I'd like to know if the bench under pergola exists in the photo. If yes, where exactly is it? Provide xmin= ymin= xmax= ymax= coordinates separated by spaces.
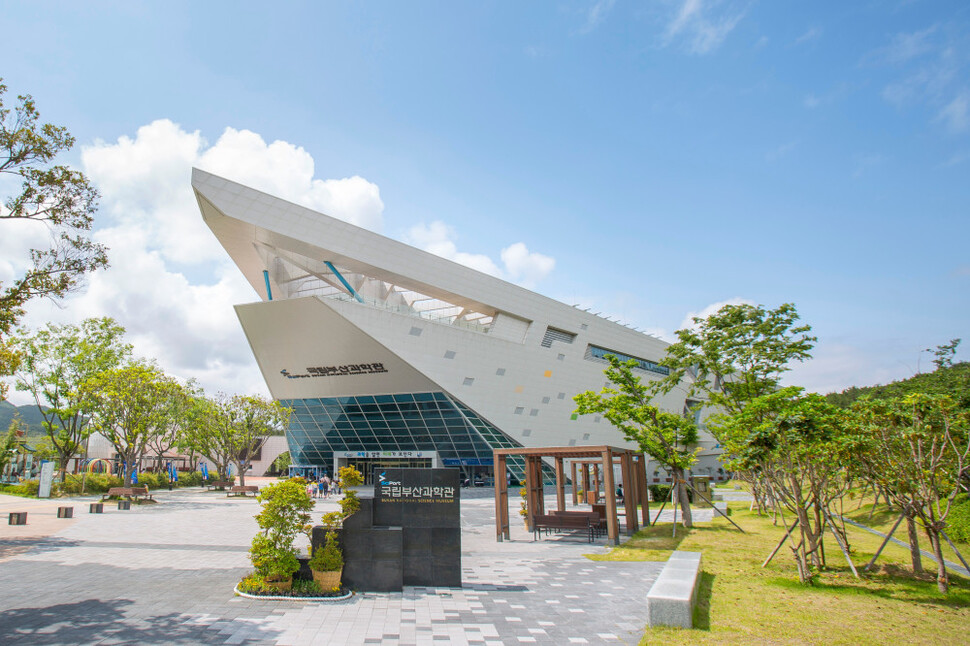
xmin=493 ymin=446 xmax=649 ymax=545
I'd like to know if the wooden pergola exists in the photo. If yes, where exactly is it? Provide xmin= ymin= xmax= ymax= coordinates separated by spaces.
xmin=493 ymin=446 xmax=649 ymax=545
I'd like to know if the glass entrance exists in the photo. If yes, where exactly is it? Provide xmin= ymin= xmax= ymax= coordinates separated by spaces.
xmin=346 ymin=458 xmax=433 ymax=485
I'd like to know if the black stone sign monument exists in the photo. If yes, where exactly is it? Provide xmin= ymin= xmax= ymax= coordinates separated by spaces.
xmin=313 ymin=467 xmax=461 ymax=592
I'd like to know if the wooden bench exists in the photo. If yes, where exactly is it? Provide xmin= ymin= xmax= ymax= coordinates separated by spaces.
xmin=102 ymin=487 xmax=153 ymax=502
xmin=646 ymin=551 xmax=703 ymax=629
xmin=206 ymin=481 xmax=233 ymax=491
xmin=551 ymin=510 xmax=607 ymax=537
xmin=532 ymin=513 xmax=595 ymax=542
xmin=227 ymin=485 xmax=259 ymax=497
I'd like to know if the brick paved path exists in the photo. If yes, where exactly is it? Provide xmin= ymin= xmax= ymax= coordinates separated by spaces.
xmin=0 ymin=488 xmax=663 ymax=645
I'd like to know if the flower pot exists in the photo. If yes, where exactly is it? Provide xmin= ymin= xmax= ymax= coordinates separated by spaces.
xmin=312 ymin=569 xmax=342 ymax=591
xmin=263 ymin=576 xmax=293 ymax=592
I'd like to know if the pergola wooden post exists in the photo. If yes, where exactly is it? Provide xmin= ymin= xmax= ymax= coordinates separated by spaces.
xmin=554 ymin=457 xmax=566 ymax=512
xmin=581 ymin=463 xmax=591 ymax=504
xmin=493 ymin=446 xmax=641 ymax=546
xmin=621 ymin=451 xmax=638 ymax=533
xmin=601 ymin=448 xmax=619 ymax=544
xmin=570 ymin=461 xmax=579 ymax=506
xmin=635 ymin=454 xmax=649 ymax=528
xmin=495 ymin=453 xmax=510 ymax=541
xmin=593 ymin=464 xmax=602 ymax=504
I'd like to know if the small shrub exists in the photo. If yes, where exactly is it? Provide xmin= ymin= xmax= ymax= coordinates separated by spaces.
xmin=178 ymin=471 xmax=204 ymax=487
xmin=309 ymin=531 xmax=343 ymax=572
xmin=337 ymin=466 xmax=363 ymax=488
xmin=649 ymin=485 xmax=671 ymax=502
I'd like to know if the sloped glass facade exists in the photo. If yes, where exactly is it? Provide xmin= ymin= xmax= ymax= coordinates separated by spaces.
xmin=280 ymin=391 xmax=522 ymax=470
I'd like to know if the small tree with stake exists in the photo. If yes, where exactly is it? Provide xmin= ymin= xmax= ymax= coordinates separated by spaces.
xmin=575 ymin=354 xmax=700 ymax=527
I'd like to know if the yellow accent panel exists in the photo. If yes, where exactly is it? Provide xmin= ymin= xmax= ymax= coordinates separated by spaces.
xmin=515 ymin=385 xmax=524 ymax=393
xmin=543 ymin=370 xmax=552 ymax=377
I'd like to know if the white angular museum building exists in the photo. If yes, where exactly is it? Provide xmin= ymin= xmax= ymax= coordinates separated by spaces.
xmin=193 ymin=168 xmax=725 ymax=485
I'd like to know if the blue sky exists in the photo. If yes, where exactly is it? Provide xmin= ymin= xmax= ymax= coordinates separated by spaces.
xmin=2 ymin=0 xmax=968 ymax=400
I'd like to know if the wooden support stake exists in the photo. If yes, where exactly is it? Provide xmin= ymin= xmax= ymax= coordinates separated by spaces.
xmin=941 ymin=530 xmax=970 ymax=576
xmin=683 ymin=482 xmax=745 ymax=533
xmin=824 ymin=509 xmax=859 ymax=579
xmin=763 ymin=518 xmax=799 ymax=567
xmin=863 ymin=513 xmax=904 ymax=572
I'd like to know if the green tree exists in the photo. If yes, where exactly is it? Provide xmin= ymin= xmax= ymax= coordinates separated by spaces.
xmin=932 ymin=338 xmax=961 ymax=371
xmin=575 ymin=354 xmax=700 ymax=527
xmin=0 ymin=80 xmax=108 ymax=345
xmin=721 ymin=388 xmax=854 ymax=584
xmin=1 ymin=417 xmax=26 ymax=477
xmin=250 ymin=479 xmax=314 ymax=582
xmin=659 ymin=302 xmax=816 ymax=419
xmin=659 ymin=302 xmax=816 ymax=511
xmin=852 ymin=394 xmax=970 ymax=594
xmin=84 ymin=363 xmax=183 ymax=487
xmin=182 ymin=394 xmax=290 ymax=487
xmin=12 ymin=317 xmax=131 ymax=482
xmin=144 ymin=380 xmax=196 ymax=473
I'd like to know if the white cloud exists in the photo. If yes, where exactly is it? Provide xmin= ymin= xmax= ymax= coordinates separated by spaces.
xmin=678 ymin=297 xmax=753 ymax=330
xmin=578 ymin=0 xmax=616 ymax=35
xmin=500 ymin=243 xmax=556 ymax=289
xmin=880 ymin=25 xmax=938 ymax=64
xmin=81 ymin=120 xmax=385 ymax=266
xmin=794 ymin=26 xmax=822 ymax=46
xmin=405 ymin=221 xmax=555 ymax=289
xmin=937 ymin=90 xmax=970 ymax=133
xmin=662 ymin=0 xmax=747 ymax=55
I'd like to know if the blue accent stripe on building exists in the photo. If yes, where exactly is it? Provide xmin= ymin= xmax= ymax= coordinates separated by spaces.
xmin=325 ymin=261 xmax=365 ymax=303
xmin=263 ymin=270 xmax=273 ymax=301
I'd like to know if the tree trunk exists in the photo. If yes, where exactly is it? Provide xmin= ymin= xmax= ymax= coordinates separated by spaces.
xmin=905 ymin=507 xmax=923 ymax=574
xmin=927 ymin=528 xmax=949 ymax=594
xmin=237 ymin=461 xmax=247 ymax=487
xmin=58 ymin=454 xmax=71 ymax=483
xmin=672 ymin=467 xmax=693 ymax=528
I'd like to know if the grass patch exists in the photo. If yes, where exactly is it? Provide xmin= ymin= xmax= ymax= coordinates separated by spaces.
xmin=588 ymin=502 xmax=970 ymax=645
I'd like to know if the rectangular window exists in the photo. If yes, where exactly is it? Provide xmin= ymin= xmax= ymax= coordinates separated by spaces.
xmin=585 ymin=345 xmax=670 ymax=376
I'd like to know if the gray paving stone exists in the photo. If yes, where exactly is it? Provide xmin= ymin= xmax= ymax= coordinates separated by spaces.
xmin=1 ymin=488 xmax=662 ymax=645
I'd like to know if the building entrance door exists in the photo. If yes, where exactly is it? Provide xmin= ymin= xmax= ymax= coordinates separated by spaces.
xmin=345 ymin=458 xmax=433 ymax=485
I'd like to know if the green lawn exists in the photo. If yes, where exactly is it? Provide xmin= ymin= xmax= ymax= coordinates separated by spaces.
xmin=587 ymin=502 xmax=970 ymax=645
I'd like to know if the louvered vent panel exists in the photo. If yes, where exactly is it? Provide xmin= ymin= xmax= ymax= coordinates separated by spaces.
xmin=540 ymin=327 xmax=576 ymax=348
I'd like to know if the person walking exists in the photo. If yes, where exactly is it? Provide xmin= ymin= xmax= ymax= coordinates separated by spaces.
xmin=321 ymin=475 xmax=331 ymax=499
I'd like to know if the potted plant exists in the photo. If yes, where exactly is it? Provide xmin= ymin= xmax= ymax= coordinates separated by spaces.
xmin=248 ymin=478 xmax=314 ymax=591
xmin=308 ymin=512 xmax=344 ymax=591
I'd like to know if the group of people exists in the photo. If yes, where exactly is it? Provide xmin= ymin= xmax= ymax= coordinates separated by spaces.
xmin=305 ymin=475 xmax=336 ymax=499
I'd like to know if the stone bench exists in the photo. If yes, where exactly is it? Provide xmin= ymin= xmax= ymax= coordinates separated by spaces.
xmin=646 ymin=550 xmax=703 ymax=629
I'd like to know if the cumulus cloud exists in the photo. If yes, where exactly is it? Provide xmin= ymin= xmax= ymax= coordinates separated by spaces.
xmin=405 ymin=221 xmax=555 ymax=289
xmin=662 ymin=0 xmax=747 ymax=55
xmin=81 ymin=120 xmax=385 ymax=266
xmin=679 ymin=297 xmax=754 ymax=330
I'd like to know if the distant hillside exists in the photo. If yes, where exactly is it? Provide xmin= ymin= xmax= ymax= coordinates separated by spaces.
xmin=0 ymin=400 xmax=49 ymax=437
xmin=825 ymin=361 xmax=970 ymax=410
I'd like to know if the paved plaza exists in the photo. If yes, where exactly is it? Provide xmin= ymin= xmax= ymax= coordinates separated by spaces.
xmin=0 ymin=485 xmax=687 ymax=645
